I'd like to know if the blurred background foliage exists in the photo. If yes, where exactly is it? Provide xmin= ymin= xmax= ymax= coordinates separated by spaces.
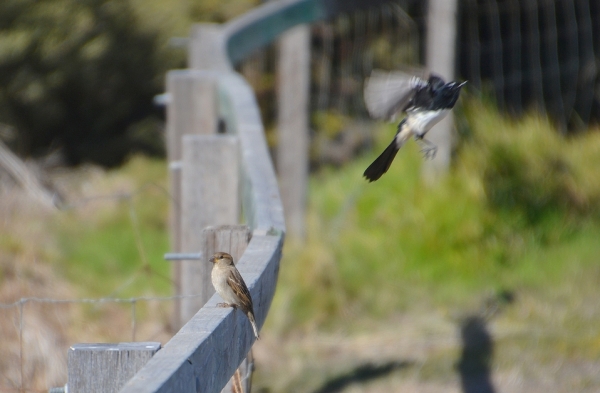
xmin=1 ymin=1 xmax=600 ymax=390
xmin=268 ymin=98 xmax=600 ymax=331
xmin=0 ymin=0 xmax=259 ymax=167
xmin=3 ymin=98 xmax=600 ymax=391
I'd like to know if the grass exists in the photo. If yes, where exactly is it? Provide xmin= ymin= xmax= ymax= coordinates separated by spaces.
xmin=256 ymin=101 xmax=600 ymax=392
xmin=0 ymin=155 xmax=174 ymax=390
xmin=54 ymin=156 xmax=172 ymax=298
xmin=2 ymin=99 xmax=600 ymax=391
xmin=267 ymin=100 xmax=600 ymax=332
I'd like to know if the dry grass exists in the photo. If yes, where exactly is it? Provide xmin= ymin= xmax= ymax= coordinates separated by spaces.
xmin=254 ymin=288 xmax=600 ymax=393
xmin=0 ymin=188 xmax=71 ymax=391
xmin=2 ymin=104 xmax=600 ymax=392
xmin=252 ymin=103 xmax=600 ymax=392
xmin=0 ymin=158 xmax=172 ymax=392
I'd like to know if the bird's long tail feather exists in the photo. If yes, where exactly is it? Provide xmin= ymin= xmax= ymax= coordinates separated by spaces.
xmin=363 ymin=139 xmax=402 ymax=182
xmin=247 ymin=312 xmax=259 ymax=339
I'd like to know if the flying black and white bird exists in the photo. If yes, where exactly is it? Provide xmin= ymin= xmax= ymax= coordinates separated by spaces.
xmin=363 ymin=70 xmax=466 ymax=182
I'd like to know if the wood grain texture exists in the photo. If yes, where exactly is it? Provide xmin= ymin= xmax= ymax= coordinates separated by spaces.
xmin=119 ymin=1 xmax=398 ymax=391
xmin=217 ymin=73 xmax=285 ymax=235
xmin=201 ymin=225 xmax=253 ymax=393
xmin=277 ymin=25 xmax=310 ymax=239
xmin=166 ymin=71 xmax=218 ymax=151
xmin=205 ymin=225 xmax=252 ymax=263
xmin=119 ymin=234 xmax=282 ymax=393
xmin=69 ymin=342 xmax=160 ymax=393
xmin=167 ymin=70 xmax=220 ymax=329
xmin=121 ymin=64 xmax=284 ymax=393
xmin=189 ymin=24 xmax=232 ymax=71
xmin=185 ymin=225 xmax=250 ymax=318
xmin=180 ymin=135 xmax=240 ymax=325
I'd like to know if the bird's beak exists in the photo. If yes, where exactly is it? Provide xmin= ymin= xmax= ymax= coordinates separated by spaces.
xmin=458 ymin=80 xmax=468 ymax=88
xmin=209 ymin=256 xmax=215 ymax=264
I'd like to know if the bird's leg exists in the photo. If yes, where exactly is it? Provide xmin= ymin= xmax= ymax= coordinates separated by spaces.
xmin=416 ymin=138 xmax=437 ymax=160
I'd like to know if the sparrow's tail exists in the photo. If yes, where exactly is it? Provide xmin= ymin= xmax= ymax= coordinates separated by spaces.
xmin=247 ymin=311 xmax=260 ymax=340
xmin=363 ymin=138 xmax=401 ymax=182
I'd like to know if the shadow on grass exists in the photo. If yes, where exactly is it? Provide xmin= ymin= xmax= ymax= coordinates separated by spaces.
xmin=312 ymin=360 xmax=413 ymax=393
xmin=457 ymin=316 xmax=496 ymax=393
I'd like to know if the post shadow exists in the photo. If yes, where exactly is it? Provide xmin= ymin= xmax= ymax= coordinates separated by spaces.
xmin=456 ymin=316 xmax=496 ymax=393
xmin=312 ymin=360 xmax=412 ymax=393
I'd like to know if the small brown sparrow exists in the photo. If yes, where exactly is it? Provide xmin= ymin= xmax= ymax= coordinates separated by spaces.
xmin=209 ymin=252 xmax=259 ymax=339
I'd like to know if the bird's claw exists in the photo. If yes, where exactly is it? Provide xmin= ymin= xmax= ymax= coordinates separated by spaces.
xmin=420 ymin=146 xmax=437 ymax=160
xmin=217 ymin=302 xmax=231 ymax=308
xmin=416 ymin=138 xmax=437 ymax=160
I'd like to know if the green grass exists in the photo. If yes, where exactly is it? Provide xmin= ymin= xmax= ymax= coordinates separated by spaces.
xmin=268 ymin=100 xmax=600 ymax=333
xmin=38 ymin=101 xmax=600 ymax=341
xmin=55 ymin=156 xmax=171 ymax=298
xmin=22 ymin=99 xmax=598 ymax=360
xmin=2 ymin=101 xmax=595 ymax=391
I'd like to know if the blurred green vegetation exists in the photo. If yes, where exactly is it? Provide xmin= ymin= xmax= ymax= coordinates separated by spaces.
xmin=25 ymin=95 xmax=599 ymax=343
xmin=40 ymin=100 xmax=599 ymax=332
xmin=0 ymin=0 xmax=258 ymax=166
xmin=267 ymin=99 xmax=600 ymax=332
xmin=54 ymin=156 xmax=171 ymax=297
xmin=7 ymin=98 xmax=597 ymax=391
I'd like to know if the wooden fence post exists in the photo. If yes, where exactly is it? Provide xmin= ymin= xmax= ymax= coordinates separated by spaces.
xmin=166 ymin=71 xmax=218 ymax=330
xmin=424 ymin=0 xmax=459 ymax=181
xmin=189 ymin=24 xmax=231 ymax=71
xmin=277 ymin=24 xmax=311 ymax=239
xmin=200 ymin=225 xmax=253 ymax=393
xmin=179 ymin=134 xmax=240 ymax=327
xmin=67 ymin=342 xmax=160 ymax=393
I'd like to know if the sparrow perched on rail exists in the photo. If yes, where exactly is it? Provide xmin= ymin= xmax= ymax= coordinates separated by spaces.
xmin=363 ymin=70 xmax=466 ymax=182
xmin=209 ymin=252 xmax=260 ymax=339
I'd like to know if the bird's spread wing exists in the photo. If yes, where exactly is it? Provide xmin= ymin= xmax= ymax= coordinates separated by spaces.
xmin=227 ymin=269 xmax=254 ymax=312
xmin=364 ymin=70 xmax=428 ymax=121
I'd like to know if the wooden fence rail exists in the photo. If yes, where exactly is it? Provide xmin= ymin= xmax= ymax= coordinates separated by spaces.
xmin=64 ymin=1 xmax=434 ymax=392
xmin=118 ymin=70 xmax=284 ymax=393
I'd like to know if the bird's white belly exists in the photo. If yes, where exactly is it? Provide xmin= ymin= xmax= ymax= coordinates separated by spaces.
xmin=212 ymin=269 xmax=239 ymax=305
xmin=406 ymin=109 xmax=449 ymax=137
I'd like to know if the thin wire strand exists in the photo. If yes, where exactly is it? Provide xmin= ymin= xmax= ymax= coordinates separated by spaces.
xmin=61 ymin=182 xmax=179 ymax=299
xmin=57 ymin=181 xmax=178 ymax=214
xmin=0 ymin=294 xmax=204 ymax=309
xmin=541 ymin=0 xmax=566 ymax=128
xmin=19 ymin=301 xmax=24 ymax=393
xmin=572 ymin=0 xmax=595 ymax=128
xmin=128 ymin=199 xmax=149 ymax=269
xmin=131 ymin=300 xmax=137 ymax=342
xmin=485 ymin=0 xmax=504 ymax=110
xmin=559 ymin=0 xmax=579 ymax=124
xmin=1 ymin=295 xmax=203 ymax=393
xmin=1 ymin=387 xmax=49 ymax=393
xmin=2 ymin=181 xmax=179 ymax=392
xmin=505 ymin=0 xmax=522 ymax=112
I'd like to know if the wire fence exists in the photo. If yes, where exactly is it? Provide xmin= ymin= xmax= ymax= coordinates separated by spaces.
xmin=0 ymin=295 xmax=195 ymax=393
xmin=0 ymin=178 xmax=179 ymax=393
xmin=241 ymin=0 xmax=600 ymax=154
xmin=238 ymin=1 xmax=425 ymax=170
xmin=3 ymin=0 xmax=600 ymax=391
xmin=458 ymin=0 xmax=600 ymax=131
